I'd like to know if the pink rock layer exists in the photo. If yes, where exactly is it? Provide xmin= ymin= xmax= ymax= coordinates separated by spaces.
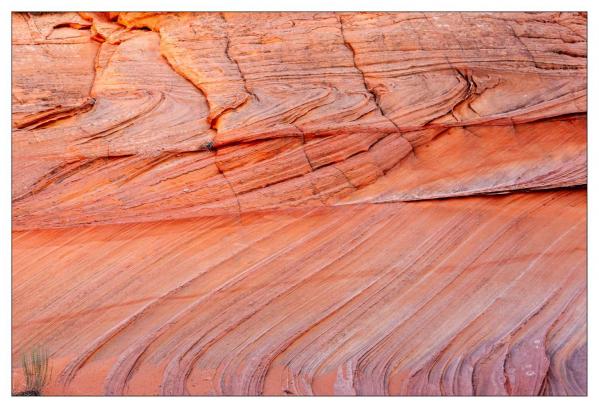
xmin=12 ymin=12 xmax=586 ymax=396
xmin=12 ymin=191 xmax=586 ymax=395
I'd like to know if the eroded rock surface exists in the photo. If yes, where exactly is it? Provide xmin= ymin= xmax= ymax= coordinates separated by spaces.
xmin=12 ymin=191 xmax=586 ymax=395
xmin=12 ymin=11 xmax=586 ymax=229
xmin=12 ymin=12 xmax=586 ymax=396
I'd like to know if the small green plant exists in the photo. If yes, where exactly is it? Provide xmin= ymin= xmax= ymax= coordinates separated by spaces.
xmin=18 ymin=346 xmax=51 ymax=396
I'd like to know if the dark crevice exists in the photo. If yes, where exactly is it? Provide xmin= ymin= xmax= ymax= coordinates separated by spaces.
xmin=214 ymin=159 xmax=242 ymax=215
xmin=149 ymin=166 xmax=204 ymax=187
xmin=77 ymin=92 xmax=166 ymax=146
xmin=209 ymin=98 xmax=251 ymax=129
xmin=503 ymin=350 xmax=513 ymax=395
xmin=551 ymin=49 xmax=586 ymax=58
xmin=12 ymin=154 xmax=135 ymax=203
xmin=367 ymin=184 xmax=586 ymax=206
xmin=338 ymin=16 xmax=393 ymax=127
xmin=13 ymin=97 xmax=96 ymax=130
xmin=219 ymin=12 xmax=259 ymax=103
xmin=338 ymin=15 xmax=415 ymax=156
xmin=156 ymin=44 xmax=215 ymax=136
xmin=332 ymin=165 xmax=358 ymax=190
xmin=290 ymin=123 xmax=315 ymax=171
xmin=211 ymin=131 xmax=397 ymax=204
xmin=118 ymin=153 xmax=178 ymax=186
xmin=507 ymin=23 xmax=584 ymax=71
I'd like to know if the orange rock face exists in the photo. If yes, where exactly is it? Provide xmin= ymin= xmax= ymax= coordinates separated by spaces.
xmin=12 ymin=12 xmax=586 ymax=395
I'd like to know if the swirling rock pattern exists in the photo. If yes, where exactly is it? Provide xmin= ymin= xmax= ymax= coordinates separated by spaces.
xmin=12 ymin=12 xmax=586 ymax=395
xmin=12 ymin=190 xmax=587 ymax=395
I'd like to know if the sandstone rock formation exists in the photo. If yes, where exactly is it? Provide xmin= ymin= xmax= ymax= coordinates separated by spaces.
xmin=12 ymin=12 xmax=586 ymax=395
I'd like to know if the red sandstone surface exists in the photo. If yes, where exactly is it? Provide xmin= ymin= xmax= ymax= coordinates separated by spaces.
xmin=12 ymin=12 xmax=586 ymax=395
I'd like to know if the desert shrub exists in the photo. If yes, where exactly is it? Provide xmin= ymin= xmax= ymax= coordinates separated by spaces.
xmin=19 ymin=346 xmax=51 ymax=396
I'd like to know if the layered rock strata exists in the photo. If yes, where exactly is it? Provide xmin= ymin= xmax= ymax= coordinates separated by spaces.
xmin=12 ymin=12 xmax=587 ymax=396
xmin=12 ymin=191 xmax=587 ymax=395
xmin=12 ymin=12 xmax=586 ymax=229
